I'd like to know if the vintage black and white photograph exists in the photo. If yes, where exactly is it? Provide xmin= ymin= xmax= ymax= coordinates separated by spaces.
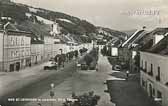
xmin=0 ymin=0 xmax=167 ymax=106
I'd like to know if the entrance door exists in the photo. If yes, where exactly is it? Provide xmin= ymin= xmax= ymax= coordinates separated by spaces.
xmin=35 ymin=56 xmax=38 ymax=64
xmin=16 ymin=62 xmax=20 ymax=71
xmin=149 ymin=84 xmax=153 ymax=98
xmin=10 ymin=64 xmax=14 ymax=72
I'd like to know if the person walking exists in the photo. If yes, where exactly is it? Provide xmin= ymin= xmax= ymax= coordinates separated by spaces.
xmin=126 ymin=70 xmax=129 ymax=80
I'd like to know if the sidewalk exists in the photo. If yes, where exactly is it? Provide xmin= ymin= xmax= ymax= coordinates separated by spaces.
xmin=107 ymin=67 xmax=158 ymax=106
xmin=0 ymin=62 xmax=49 ymax=87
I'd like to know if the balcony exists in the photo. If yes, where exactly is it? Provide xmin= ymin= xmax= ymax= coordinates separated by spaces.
xmin=148 ymin=71 xmax=153 ymax=76
xmin=156 ymin=76 xmax=160 ymax=81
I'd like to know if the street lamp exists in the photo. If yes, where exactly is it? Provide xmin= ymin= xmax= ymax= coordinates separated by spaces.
xmin=50 ymin=83 xmax=55 ymax=106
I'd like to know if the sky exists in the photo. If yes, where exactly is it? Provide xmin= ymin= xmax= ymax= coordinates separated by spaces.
xmin=12 ymin=0 xmax=168 ymax=31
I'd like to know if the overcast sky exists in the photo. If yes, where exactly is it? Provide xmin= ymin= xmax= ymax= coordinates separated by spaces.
xmin=12 ymin=0 xmax=168 ymax=31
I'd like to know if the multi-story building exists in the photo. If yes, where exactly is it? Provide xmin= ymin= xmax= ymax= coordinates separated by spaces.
xmin=140 ymin=33 xmax=168 ymax=106
xmin=0 ymin=23 xmax=31 ymax=72
xmin=31 ymin=41 xmax=44 ymax=65
xmin=44 ymin=35 xmax=54 ymax=61
xmin=118 ymin=29 xmax=145 ymax=71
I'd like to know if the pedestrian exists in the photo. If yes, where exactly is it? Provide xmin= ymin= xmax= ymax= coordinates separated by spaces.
xmin=126 ymin=70 xmax=129 ymax=80
xmin=96 ymin=64 xmax=98 ymax=71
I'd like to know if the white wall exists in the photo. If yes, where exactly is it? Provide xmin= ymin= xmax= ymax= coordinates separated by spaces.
xmin=140 ymin=51 xmax=168 ymax=106
xmin=140 ymin=52 xmax=168 ymax=84
xmin=0 ymin=32 xmax=3 ymax=62
xmin=154 ymin=34 xmax=164 ymax=45
xmin=111 ymin=47 xmax=118 ymax=56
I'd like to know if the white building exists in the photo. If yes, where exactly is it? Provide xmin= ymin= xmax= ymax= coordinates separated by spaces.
xmin=140 ymin=52 xmax=168 ymax=106
xmin=140 ymin=35 xmax=168 ymax=106
xmin=44 ymin=36 xmax=54 ymax=61
xmin=0 ymin=29 xmax=31 ymax=72
xmin=31 ymin=43 xmax=44 ymax=65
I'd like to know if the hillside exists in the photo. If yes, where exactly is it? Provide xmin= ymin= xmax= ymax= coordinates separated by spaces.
xmin=0 ymin=0 xmax=127 ymax=44
xmin=97 ymin=27 xmax=127 ymax=40
xmin=122 ymin=29 xmax=137 ymax=37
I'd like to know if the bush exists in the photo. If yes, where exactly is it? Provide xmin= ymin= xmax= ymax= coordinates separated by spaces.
xmin=63 ymin=91 xmax=100 ymax=106
xmin=84 ymin=54 xmax=93 ymax=66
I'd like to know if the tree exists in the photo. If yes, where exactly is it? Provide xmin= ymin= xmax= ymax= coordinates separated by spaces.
xmin=84 ymin=54 xmax=93 ymax=67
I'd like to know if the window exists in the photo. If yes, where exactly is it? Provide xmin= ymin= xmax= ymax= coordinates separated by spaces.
xmin=21 ymin=37 xmax=24 ymax=45
xmin=141 ymin=60 xmax=143 ymax=68
xmin=156 ymin=66 xmax=161 ymax=81
xmin=16 ymin=51 xmax=18 ymax=57
xmin=153 ymin=88 xmax=155 ymax=96
xmin=145 ymin=61 xmax=147 ymax=70
xmin=148 ymin=63 xmax=153 ymax=76
xmin=16 ymin=37 xmax=18 ymax=46
xmin=158 ymin=67 xmax=160 ymax=77
xmin=11 ymin=51 xmax=14 ymax=57
xmin=151 ymin=64 xmax=153 ymax=72
xmin=10 ymin=37 xmax=14 ymax=46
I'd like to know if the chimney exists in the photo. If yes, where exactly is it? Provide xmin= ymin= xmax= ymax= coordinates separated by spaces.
xmin=142 ymin=26 xmax=146 ymax=30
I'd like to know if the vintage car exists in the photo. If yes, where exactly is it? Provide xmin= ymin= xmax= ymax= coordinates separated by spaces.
xmin=44 ymin=61 xmax=58 ymax=70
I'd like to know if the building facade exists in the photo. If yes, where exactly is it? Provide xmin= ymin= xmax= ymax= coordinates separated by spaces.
xmin=140 ymin=51 xmax=168 ymax=106
xmin=0 ymin=30 xmax=31 ymax=72
xmin=44 ymin=36 xmax=54 ymax=61
xmin=31 ymin=43 xmax=44 ymax=65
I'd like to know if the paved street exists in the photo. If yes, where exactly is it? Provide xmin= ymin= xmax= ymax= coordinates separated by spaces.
xmin=0 ymin=52 xmax=117 ymax=106
xmin=0 ymin=59 xmax=77 ymax=106
xmin=25 ymin=53 xmax=115 ymax=106
xmin=107 ymin=71 xmax=158 ymax=106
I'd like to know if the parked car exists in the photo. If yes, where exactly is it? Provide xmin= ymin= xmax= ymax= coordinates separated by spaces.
xmin=112 ymin=65 xmax=121 ymax=71
xmin=44 ymin=61 xmax=58 ymax=70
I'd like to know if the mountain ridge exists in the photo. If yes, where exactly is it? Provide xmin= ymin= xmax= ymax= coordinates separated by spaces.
xmin=0 ymin=0 xmax=127 ymax=44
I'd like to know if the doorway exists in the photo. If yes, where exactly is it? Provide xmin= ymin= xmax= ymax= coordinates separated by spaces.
xmin=149 ymin=84 xmax=153 ymax=98
xmin=16 ymin=62 xmax=20 ymax=71
xmin=10 ymin=64 xmax=14 ymax=72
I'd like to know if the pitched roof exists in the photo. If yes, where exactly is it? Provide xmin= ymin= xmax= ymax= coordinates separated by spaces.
xmin=0 ymin=22 xmax=33 ymax=35
xmin=121 ymin=30 xmax=144 ymax=47
xmin=128 ymin=31 xmax=148 ymax=49
xmin=141 ymin=28 xmax=168 ymax=54
xmin=147 ymin=35 xmax=168 ymax=55
xmin=139 ymin=28 xmax=168 ymax=51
